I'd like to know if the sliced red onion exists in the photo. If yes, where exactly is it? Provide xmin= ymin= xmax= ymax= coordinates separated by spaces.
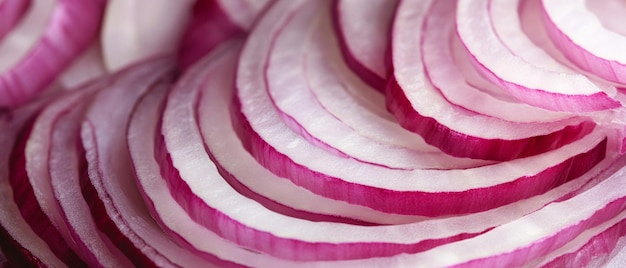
xmin=541 ymin=0 xmax=626 ymax=85
xmin=0 ymin=0 xmax=105 ymax=108
xmin=0 ymin=0 xmax=54 ymax=75
xmin=490 ymin=0 xmax=573 ymax=73
xmin=49 ymin=92 xmax=133 ymax=267
xmin=162 ymin=30 xmax=487 ymax=260
xmin=193 ymin=42 xmax=427 ymax=225
xmin=265 ymin=2 xmax=486 ymax=169
xmin=422 ymin=0 xmax=567 ymax=123
xmin=18 ymin=88 xmax=100 ymax=266
xmin=285 ymin=159 xmax=626 ymax=267
xmin=304 ymin=20 xmax=439 ymax=154
xmin=456 ymin=0 xmax=619 ymax=112
xmin=236 ymin=0 xmax=608 ymax=216
xmin=0 ymin=99 xmax=66 ymax=267
xmin=332 ymin=0 xmax=396 ymax=91
xmin=0 ymin=0 xmax=29 ymax=41
xmin=306 ymin=47 xmax=444 ymax=154
xmin=390 ymin=0 xmax=597 ymax=161
xmin=128 ymin=60 xmax=297 ymax=266
xmin=80 ymin=58 xmax=200 ymax=267
xmin=161 ymin=22 xmax=622 ymax=261
xmin=101 ymin=0 xmax=193 ymax=72
xmin=528 ymin=209 xmax=626 ymax=267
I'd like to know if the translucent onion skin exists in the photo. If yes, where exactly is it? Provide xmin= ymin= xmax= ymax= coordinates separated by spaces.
xmin=0 ymin=0 xmax=106 ymax=108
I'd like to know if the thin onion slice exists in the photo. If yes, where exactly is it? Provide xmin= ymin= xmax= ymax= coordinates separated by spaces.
xmin=528 ymin=209 xmax=626 ymax=267
xmin=422 ymin=0 xmax=567 ymax=123
xmin=0 ymin=0 xmax=106 ymax=108
xmin=0 ymin=98 xmax=66 ymax=267
xmin=306 ymin=42 xmax=443 ymax=154
xmin=456 ymin=0 xmax=619 ymax=112
xmin=332 ymin=0 xmax=396 ymax=91
xmin=389 ymin=0 xmax=596 ymax=161
xmin=291 ymin=157 xmax=626 ymax=267
xmin=199 ymin=42 xmax=429 ymax=224
xmin=18 ymin=87 xmax=99 ymax=266
xmin=160 ymin=21 xmax=621 ymax=262
xmin=80 ymin=58 xmax=199 ymax=267
xmin=162 ymin=32 xmax=485 ymax=260
xmin=265 ymin=3 xmax=486 ymax=169
xmin=0 ymin=0 xmax=54 ymax=75
xmin=541 ymin=0 xmax=626 ymax=85
xmin=236 ymin=0 xmax=609 ymax=217
xmin=49 ymin=93 xmax=133 ymax=267
xmin=128 ymin=56 xmax=297 ymax=266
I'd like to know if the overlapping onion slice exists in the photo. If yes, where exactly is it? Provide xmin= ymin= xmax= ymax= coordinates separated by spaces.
xmin=157 ymin=21 xmax=623 ymax=263
xmin=541 ymin=0 xmax=626 ymax=86
xmin=423 ymin=0 xmax=567 ymax=123
xmin=389 ymin=0 xmax=599 ymax=161
xmin=265 ymin=1 xmax=486 ymax=169
xmin=129 ymin=45 xmax=300 ymax=267
xmin=0 ymin=98 xmax=64 ymax=267
xmin=79 ymin=58 xmax=214 ymax=267
xmin=17 ymin=86 xmax=99 ymax=266
xmin=234 ymin=0 xmax=609 ymax=217
xmin=456 ymin=0 xmax=619 ymax=112
xmin=299 ymin=155 xmax=626 ymax=267
xmin=0 ymin=0 xmax=106 ymax=108
xmin=332 ymin=0 xmax=396 ymax=91
xmin=49 ymin=87 xmax=132 ymax=267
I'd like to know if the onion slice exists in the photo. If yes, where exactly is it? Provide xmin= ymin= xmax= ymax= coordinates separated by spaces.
xmin=49 ymin=92 xmax=133 ymax=267
xmin=236 ymin=0 xmax=608 ymax=218
xmin=332 ymin=0 xmax=396 ymax=91
xmin=456 ymin=0 xmax=619 ymax=112
xmin=0 ymin=0 xmax=106 ymax=108
xmin=422 ymin=0 xmax=567 ymax=123
xmin=0 ymin=98 xmax=66 ymax=267
xmin=18 ymin=87 xmax=100 ymax=266
xmin=80 ymin=58 xmax=198 ymax=267
xmin=389 ymin=0 xmax=596 ymax=161
xmin=541 ymin=0 xmax=626 ymax=85
xmin=161 ymin=29 xmax=620 ymax=264
xmin=128 ymin=55 xmax=297 ymax=266
xmin=265 ymin=1 xmax=486 ymax=169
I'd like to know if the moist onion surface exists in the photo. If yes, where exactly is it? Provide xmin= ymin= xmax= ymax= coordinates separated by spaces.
xmin=2 ymin=0 xmax=626 ymax=267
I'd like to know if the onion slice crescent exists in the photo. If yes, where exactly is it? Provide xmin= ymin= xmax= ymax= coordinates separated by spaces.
xmin=541 ymin=0 xmax=626 ymax=85
xmin=0 ymin=0 xmax=106 ymax=108
xmin=456 ymin=0 xmax=619 ymax=112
